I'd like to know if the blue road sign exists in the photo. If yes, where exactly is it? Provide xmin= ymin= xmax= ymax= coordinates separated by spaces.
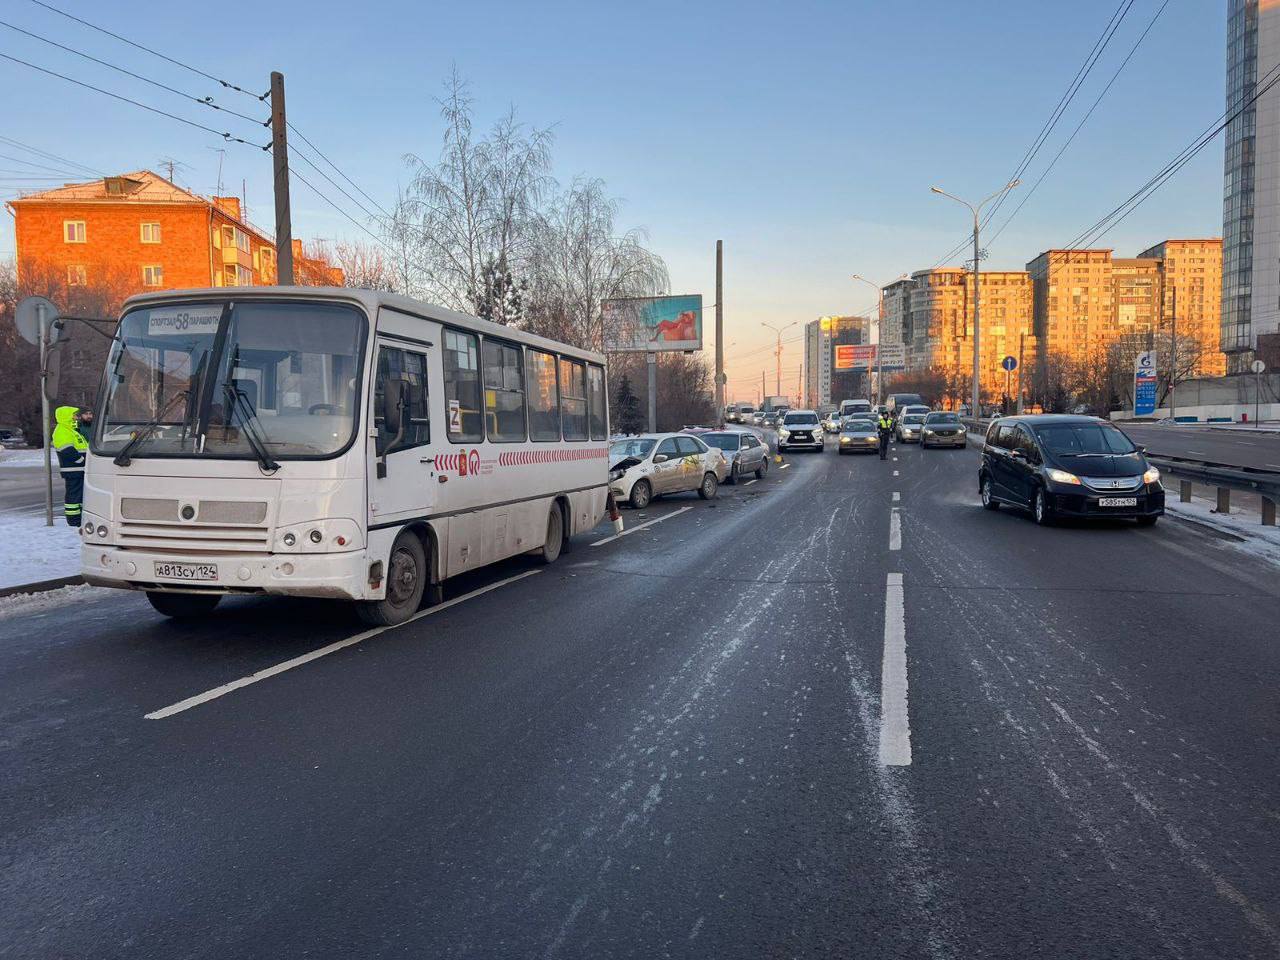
xmin=1134 ymin=351 xmax=1157 ymax=416
xmin=1000 ymin=355 xmax=1017 ymax=372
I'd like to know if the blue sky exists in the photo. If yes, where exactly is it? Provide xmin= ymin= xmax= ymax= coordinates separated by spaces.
xmin=0 ymin=0 xmax=1226 ymax=397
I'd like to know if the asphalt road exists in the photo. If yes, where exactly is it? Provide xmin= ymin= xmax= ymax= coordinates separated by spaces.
xmin=1118 ymin=422 xmax=1280 ymax=471
xmin=2 ymin=436 xmax=1279 ymax=958
xmin=0 ymin=455 xmax=64 ymax=517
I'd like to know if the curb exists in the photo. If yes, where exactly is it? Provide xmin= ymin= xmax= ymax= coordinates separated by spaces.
xmin=0 ymin=574 xmax=85 ymax=600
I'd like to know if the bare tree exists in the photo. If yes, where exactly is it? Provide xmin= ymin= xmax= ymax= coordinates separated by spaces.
xmin=327 ymin=239 xmax=400 ymax=291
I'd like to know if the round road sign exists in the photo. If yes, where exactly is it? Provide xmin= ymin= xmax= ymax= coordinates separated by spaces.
xmin=1251 ymin=359 xmax=1267 ymax=375
xmin=14 ymin=296 xmax=61 ymax=347
xmin=1000 ymin=355 xmax=1018 ymax=372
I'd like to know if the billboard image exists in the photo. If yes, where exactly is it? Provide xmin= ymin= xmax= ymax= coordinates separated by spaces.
xmin=834 ymin=344 xmax=861 ymax=371
xmin=602 ymin=295 xmax=703 ymax=352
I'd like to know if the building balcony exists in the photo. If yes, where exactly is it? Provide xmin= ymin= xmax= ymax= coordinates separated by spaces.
xmin=221 ymin=244 xmax=252 ymax=269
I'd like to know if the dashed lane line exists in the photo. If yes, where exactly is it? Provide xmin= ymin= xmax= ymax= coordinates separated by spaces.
xmin=879 ymin=572 xmax=911 ymax=766
xmin=892 ymin=492 xmax=901 ymax=502
xmin=780 ymin=463 xmax=792 ymax=470
xmin=892 ymin=470 xmax=899 ymax=477
xmin=145 ymin=569 xmax=543 ymax=720
xmin=744 ymin=478 xmax=758 ymax=486
xmin=591 ymin=505 xmax=694 ymax=547
xmin=889 ymin=507 xmax=902 ymax=551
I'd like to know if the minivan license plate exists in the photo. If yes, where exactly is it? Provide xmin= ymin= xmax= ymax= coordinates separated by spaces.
xmin=153 ymin=561 xmax=218 ymax=581
xmin=1098 ymin=497 xmax=1138 ymax=508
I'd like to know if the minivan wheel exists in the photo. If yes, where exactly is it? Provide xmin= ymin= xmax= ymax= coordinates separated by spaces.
xmin=981 ymin=475 xmax=999 ymax=510
xmin=1033 ymin=488 xmax=1053 ymax=526
xmin=629 ymin=479 xmax=652 ymax=510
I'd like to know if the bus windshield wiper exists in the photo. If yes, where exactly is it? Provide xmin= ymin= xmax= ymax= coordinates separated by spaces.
xmin=222 ymin=381 xmax=279 ymax=472
xmin=113 ymin=389 xmax=191 ymax=466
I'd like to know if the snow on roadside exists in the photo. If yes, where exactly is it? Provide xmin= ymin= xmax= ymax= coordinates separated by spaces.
xmin=0 ymin=448 xmax=47 ymax=467
xmin=1165 ymin=498 xmax=1280 ymax=567
xmin=0 ymin=511 xmax=83 ymax=590
xmin=0 ymin=583 xmax=112 ymax=621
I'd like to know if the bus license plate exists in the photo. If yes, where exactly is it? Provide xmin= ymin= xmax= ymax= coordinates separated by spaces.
xmin=1098 ymin=497 xmax=1138 ymax=508
xmin=153 ymin=561 xmax=218 ymax=581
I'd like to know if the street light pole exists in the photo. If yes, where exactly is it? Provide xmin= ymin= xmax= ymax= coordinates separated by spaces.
xmin=930 ymin=180 xmax=1020 ymax=416
xmin=761 ymin=320 xmax=797 ymax=399
xmin=852 ymin=274 xmax=909 ymax=406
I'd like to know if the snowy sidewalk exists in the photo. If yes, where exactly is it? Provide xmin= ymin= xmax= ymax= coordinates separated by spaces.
xmin=0 ymin=512 xmax=83 ymax=592
xmin=1165 ymin=493 xmax=1280 ymax=568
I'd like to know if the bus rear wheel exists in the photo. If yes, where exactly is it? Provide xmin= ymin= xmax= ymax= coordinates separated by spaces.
xmin=357 ymin=532 xmax=426 ymax=626
xmin=539 ymin=505 xmax=564 ymax=565
xmin=146 ymin=591 xmax=222 ymax=619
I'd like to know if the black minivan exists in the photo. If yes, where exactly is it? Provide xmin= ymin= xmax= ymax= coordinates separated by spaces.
xmin=978 ymin=415 xmax=1164 ymax=526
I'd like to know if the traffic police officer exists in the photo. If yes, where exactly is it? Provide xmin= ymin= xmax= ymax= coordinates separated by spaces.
xmin=876 ymin=411 xmax=893 ymax=460
xmin=52 ymin=405 xmax=91 ymax=527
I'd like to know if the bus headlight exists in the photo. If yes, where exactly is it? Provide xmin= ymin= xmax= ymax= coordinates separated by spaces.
xmin=276 ymin=520 xmax=361 ymax=552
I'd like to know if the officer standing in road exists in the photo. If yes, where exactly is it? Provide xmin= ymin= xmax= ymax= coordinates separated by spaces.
xmin=52 ymin=405 xmax=91 ymax=527
xmin=877 ymin=410 xmax=893 ymax=460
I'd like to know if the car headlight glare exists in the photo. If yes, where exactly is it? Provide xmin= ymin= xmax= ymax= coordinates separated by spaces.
xmin=1142 ymin=466 xmax=1160 ymax=485
xmin=1047 ymin=468 xmax=1081 ymax=485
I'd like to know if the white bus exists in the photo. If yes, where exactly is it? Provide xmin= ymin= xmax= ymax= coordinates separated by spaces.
xmin=82 ymin=287 xmax=611 ymax=625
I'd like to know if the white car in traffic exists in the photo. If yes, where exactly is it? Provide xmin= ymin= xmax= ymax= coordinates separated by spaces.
xmin=609 ymin=434 xmax=729 ymax=509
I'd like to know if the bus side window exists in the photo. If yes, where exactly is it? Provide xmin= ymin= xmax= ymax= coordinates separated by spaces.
xmin=527 ymin=349 xmax=560 ymax=441
xmin=443 ymin=328 xmax=483 ymax=442
xmin=482 ymin=338 xmax=526 ymax=442
xmin=560 ymin=358 xmax=588 ymax=441
xmin=374 ymin=347 xmax=430 ymax=455
xmin=587 ymin=364 xmax=607 ymax=440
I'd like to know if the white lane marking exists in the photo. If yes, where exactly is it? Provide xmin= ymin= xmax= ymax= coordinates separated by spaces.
xmin=889 ymin=507 xmax=902 ymax=551
xmin=892 ymin=457 xmax=899 ymax=462
xmin=744 ymin=478 xmax=758 ymax=486
xmin=879 ymin=572 xmax=911 ymax=766
xmin=892 ymin=469 xmax=899 ymax=477
xmin=892 ymin=492 xmax=901 ymax=502
xmin=145 ymin=569 xmax=543 ymax=720
xmin=590 ymin=505 xmax=694 ymax=546
xmin=780 ymin=462 xmax=792 ymax=470
xmin=1187 ymin=450 xmax=1206 ymax=456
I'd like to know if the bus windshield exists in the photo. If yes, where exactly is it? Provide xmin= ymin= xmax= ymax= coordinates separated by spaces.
xmin=94 ymin=300 xmax=366 ymax=460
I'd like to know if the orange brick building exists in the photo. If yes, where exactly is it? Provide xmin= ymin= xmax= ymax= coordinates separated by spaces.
xmin=5 ymin=169 xmax=341 ymax=292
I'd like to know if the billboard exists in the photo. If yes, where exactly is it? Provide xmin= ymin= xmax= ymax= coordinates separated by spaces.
xmin=1134 ymin=350 xmax=1157 ymax=416
xmin=834 ymin=343 xmax=907 ymax=372
xmin=834 ymin=344 xmax=860 ymax=370
xmin=602 ymin=294 xmax=703 ymax=352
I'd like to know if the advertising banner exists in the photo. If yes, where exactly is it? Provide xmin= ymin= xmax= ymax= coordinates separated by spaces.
xmin=834 ymin=344 xmax=860 ymax=370
xmin=1134 ymin=350 xmax=1157 ymax=417
xmin=602 ymin=295 xmax=703 ymax=352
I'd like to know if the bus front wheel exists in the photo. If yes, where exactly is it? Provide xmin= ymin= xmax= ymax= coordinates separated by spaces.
xmin=146 ymin=591 xmax=222 ymax=619
xmin=357 ymin=533 xmax=427 ymax=626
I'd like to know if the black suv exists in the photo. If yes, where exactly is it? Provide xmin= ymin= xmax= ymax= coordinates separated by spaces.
xmin=978 ymin=415 xmax=1164 ymax=526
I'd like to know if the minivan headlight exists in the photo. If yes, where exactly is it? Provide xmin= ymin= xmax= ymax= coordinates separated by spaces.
xmin=1046 ymin=468 xmax=1081 ymax=485
xmin=1142 ymin=466 xmax=1160 ymax=485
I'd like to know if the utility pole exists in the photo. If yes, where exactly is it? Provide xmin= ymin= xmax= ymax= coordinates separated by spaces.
xmin=715 ymin=240 xmax=725 ymax=425
xmin=1169 ymin=286 xmax=1178 ymax=420
xmin=760 ymin=370 xmax=765 ymax=403
xmin=270 ymin=71 xmax=294 ymax=285
xmin=931 ymin=179 xmax=1020 ymax=416
xmin=761 ymin=321 xmax=796 ymax=397
xmin=647 ymin=353 xmax=657 ymax=433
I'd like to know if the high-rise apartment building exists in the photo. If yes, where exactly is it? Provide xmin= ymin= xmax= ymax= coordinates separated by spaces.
xmin=903 ymin=268 xmax=1032 ymax=397
xmin=1138 ymin=239 xmax=1226 ymax=377
xmin=1027 ymin=249 xmax=1116 ymax=360
xmin=803 ymin=315 xmax=866 ymax=407
xmin=1222 ymin=0 xmax=1280 ymax=370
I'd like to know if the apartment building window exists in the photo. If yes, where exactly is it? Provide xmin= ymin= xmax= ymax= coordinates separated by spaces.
xmin=140 ymin=222 xmax=162 ymax=244
xmin=221 ymin=225 xmax=250 ymax=253
xmin=222 ymin=264 xmax=253 ymax=286
xmin=142 ymin=265 xmax=164 ymax=287
xmin=63 ymin=220 xmax=86 ymax=243
xmin=66 ymin=264 xmax=86 ymax=286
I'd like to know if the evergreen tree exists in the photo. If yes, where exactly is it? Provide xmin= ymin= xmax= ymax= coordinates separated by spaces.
xmin=611 ymin=373 xmax=644 ymax=434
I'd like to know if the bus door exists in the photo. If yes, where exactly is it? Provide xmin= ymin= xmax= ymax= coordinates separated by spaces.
xmin=368 ymin=340 xmax=434 ymax=524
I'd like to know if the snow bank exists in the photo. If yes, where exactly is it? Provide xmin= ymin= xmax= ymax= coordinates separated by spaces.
xmin=1165 ymin=499 xmax=1280 ymax=568
xmin=0 ymin=449 xmax=47 ymax=468
xmin=0 ymin=512 xmax=83 ymax=590
xmin=0 ymin=583 xmax=109 ymax=621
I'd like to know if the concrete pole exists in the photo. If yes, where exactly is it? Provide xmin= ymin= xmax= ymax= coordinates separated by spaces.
xmin=1016 ymin=331 xmax=1025 ymax=414
xmin=37 ymin=302 xmax=53 ymax=527
xmin=1169 ymin=286 xmax=1178 ymax=420
xmin=647 ymin=352 xmax=657 ymax=433
xmin=971 ymin=213 xmax=981 ymax=418
xmin=714 ymin=240 xmax=725 ymax=426
xmin=270 ymin=71 xmax=294 ymax=285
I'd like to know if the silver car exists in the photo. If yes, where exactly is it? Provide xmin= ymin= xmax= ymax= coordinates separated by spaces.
xmin=609 ymin=433 xmax=729 ymax=508
xmin=896 ymin=413 xmax=927 ymax=443
xmin=701 ymin=430 xmax=770 ymax=483
xmin=920 ymin=411 xmax=967 ymax=448
xmin=838 ymin=416 xmax=881 ymax=454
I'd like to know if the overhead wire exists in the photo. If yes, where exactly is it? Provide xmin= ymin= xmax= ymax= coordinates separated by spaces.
xmin=25 ymin=0 xmax=265 ymax=100
xmin=0 ymin=50 xmax=269 ymax=149
xmin=0 ymin=134 xmax=103 ymax=177
xmin=0 ymin=18 xmax=268 ymax=127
